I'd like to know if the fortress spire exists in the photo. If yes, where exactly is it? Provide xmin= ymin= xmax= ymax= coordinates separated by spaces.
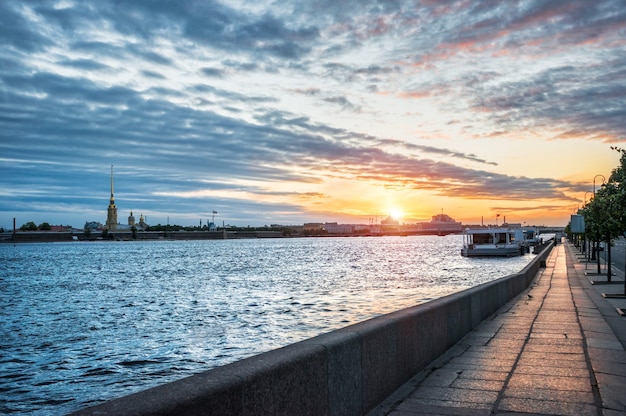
xmin=110 ymin=164 xmax=114 ymax=201
xmin=105 ymin=165 xmax=118 ymax=230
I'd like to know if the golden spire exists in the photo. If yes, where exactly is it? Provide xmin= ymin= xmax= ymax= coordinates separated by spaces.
xmin=110 ymin=165 xmax=115 ymax=202
xmin=105 ymin=165 xmax=118 ymax=230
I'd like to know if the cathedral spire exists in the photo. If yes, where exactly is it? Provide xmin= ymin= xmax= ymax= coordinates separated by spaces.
xmin=105 ymin=165 xmax=118 ymax=230
xmin=110 ymin=165 xmax=115 ymax=202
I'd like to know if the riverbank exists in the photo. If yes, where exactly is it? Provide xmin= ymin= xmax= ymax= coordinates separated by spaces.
xmin=0 ymin=229 xmax=459 ymax=243
xmin=1 ymin=226 xmax=564 ymax=243
xmin=369 ymin=240 xmax=626 ymax=415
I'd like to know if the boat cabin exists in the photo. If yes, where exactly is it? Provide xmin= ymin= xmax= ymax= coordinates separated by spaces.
xmin=461 ymin=228 xmax=523 ymax=257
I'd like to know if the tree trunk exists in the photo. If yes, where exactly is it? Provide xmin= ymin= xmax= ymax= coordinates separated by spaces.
xmin=591 ymin=241 xmax=597 ymax=260
xmin=596 ymin=241 xmax=601 ymax=274
xmin=606 ymin=237 xmax=612 ymax=282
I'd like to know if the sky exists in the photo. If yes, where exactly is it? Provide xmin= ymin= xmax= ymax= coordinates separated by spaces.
xmin=1 ymin=0 xmax=625 ymax=229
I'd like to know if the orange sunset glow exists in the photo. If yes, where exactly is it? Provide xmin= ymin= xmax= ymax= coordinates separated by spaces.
xmin=1 ymin=1 xmax=624 ymax=228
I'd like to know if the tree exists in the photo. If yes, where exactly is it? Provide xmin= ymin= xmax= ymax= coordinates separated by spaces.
xmin=20 ymin=221 xmax=37 ymax=231
xmin=39 ymin=222 xmax=51 ymax=231
xmin=101 ymin=229 xmax=114 ymax=240
xmin=580 ymin=147 xmax=626 ymax=280
xmin=608 ymin=146 xmax=626 ymax=231
xmin=580 ymin=196 xmax=604 ymax=273
xmin=608 ymin=146 xmax=626 ymax=294
xmin=597 ymin=183 xmax=622 ymax=280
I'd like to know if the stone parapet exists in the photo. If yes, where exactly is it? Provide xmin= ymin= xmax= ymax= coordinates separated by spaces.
xmin=72 ymin=242 xmax=553 ymax=416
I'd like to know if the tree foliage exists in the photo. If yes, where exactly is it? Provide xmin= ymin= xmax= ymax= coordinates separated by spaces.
xmin=580 ymin=147 xmax=626 ymax=240
xmin=578 ymin=148 xmax=626 ymax=277
xmin=20 ymin=221 xmax=38 ymax=231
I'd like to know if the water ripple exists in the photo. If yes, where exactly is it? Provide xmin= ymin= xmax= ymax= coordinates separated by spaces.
xmin=0 ymin=235 xmax=535 ymax=415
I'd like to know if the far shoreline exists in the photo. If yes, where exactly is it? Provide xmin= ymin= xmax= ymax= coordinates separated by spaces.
xmin=0 ymin=229 xmax=467 ymax=244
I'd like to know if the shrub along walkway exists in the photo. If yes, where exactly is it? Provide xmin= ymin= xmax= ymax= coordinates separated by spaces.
xmin=368 ymin=241 xmax=626 ymax=416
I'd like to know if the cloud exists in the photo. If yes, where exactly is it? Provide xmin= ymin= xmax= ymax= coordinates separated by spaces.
xmin=0 ymin=0 xmax=622 ymax=226
xmin=58 ymin=59 xmax=111 ymax=71
xmin=323 ymin=96 xmax=360 ymax=111
xmin=222 ymin=59 xmax=259 ymax=72
xmin=1 ymin=64 xmax=578 ymax=202
xmin=382 ymin=141 xmax=498 ymax=166
xmin=470 ymin=62 xmax=626 ymax=141
xmin=0 ymin=2 xmax=52 ymax=52
xmin=142 ymin=70 xmax=166 ymax=80
xmin=201 ymin=67 xmax=224 ymax=78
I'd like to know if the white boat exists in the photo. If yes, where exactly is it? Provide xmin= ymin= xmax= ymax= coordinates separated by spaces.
xmin=516 ymin=228 xmax=541 ymax=248
xmin=461 ymin=228 xmax=524 ymax=257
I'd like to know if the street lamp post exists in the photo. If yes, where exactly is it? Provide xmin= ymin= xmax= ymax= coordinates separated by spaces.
xmin=593 ymin=174 xmax=605 ymax=195
xmin=590 ymin=174 xmax=606 ymax=268
xmin=582 ymin=191 xmax=592 ymax=260
xmin=624 ymin=231 xmax=626 ymax=298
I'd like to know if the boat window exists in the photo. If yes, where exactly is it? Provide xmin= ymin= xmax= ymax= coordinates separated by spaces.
xmin=473 ymin=234 xmax=492 ymax=244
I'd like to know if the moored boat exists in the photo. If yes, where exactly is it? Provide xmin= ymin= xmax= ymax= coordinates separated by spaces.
xmin=461 ymin=227 xmax=524 ymax=257
xmin=516 ymin=228 xmax=541 ymax=249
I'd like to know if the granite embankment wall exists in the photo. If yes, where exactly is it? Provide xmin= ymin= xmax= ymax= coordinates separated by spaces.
xmin=74 ymin=242 xmax=554 ymax=416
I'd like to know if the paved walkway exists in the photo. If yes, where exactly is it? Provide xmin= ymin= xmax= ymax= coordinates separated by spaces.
xmin=369 ymin=241 xmax=626 ymax=416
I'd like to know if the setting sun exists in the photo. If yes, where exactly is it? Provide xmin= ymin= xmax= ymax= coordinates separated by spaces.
xmin=389 ymin=208 xmax=404 ymax=221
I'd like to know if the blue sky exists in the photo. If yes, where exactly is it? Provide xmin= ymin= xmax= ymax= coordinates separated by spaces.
xmin=1 ymin=0 xmax=625 ymax=228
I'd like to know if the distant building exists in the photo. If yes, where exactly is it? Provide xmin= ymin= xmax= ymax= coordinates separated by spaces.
xmin=419 ymin=213 xmax=463 ymax=233
xmin=323 ymin=222 xmax=354 ymax=234
xmin=353 ymin=224 xmax=371 ymax=232
xmin=381 ymin=215 xmax=400 ymax=226
xmin=137 ymin=213 xmax=148 ymax=231
xmin=128 ymin=211 xmax=136 ymax=227
xmin=303 ymin=223 xmax=324 ymax=231
xmin=85 ymin=221 xmax=103 ymax=231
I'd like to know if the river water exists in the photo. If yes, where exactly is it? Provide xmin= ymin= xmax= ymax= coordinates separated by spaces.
xmin=0 ymin=235 xmax=536 ymax=415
